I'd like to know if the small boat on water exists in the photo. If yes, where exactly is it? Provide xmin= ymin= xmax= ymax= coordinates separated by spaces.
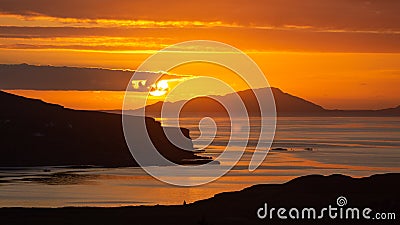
xmin=181 ymin=158 xmax=220 ymax=165
xmin=270 ymin=147 xmax=288 ymax=151
xmin=270 ymin=147 xmax=315 ymax=152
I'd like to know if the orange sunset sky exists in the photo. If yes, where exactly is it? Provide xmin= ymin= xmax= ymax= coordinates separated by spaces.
xmin=0 ymin=0 xmax=399 ymax=110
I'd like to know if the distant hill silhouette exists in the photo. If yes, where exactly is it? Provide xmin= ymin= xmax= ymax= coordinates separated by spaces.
xmin=128 ymin=88 xmax=399 ymax=117
xmin=0 ymin=91 xmax=208 ymax=167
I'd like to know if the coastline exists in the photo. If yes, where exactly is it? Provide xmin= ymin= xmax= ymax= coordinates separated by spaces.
xmin=1 ymin=173 xmax=398 ymax=225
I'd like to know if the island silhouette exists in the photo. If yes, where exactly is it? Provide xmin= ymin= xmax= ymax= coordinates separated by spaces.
xmin=128 ymin=87 xmax=400 ymax=117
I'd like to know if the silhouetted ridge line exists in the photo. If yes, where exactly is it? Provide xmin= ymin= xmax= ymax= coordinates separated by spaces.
xmin=128 ymin=87 xmax=399 ymax=117
xmin=0 ymin=173 xmax=398 ymax=225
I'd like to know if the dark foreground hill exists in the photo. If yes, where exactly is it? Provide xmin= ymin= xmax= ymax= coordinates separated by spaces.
xmin=0 ymin=91 xmax=207 ymax=167
xmin=0 ymin=173 xmax=398 ymax=225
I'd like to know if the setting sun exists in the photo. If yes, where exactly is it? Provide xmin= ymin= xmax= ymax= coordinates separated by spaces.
xmin=149 ymin=79 xmax=169 ymax=96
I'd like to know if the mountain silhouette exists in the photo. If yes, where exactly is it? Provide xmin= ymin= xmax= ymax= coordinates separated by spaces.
xmin=131 ymin=88 xmax=399 ymax=117
xmin=0 ymin=91 xmax=209 ymax=167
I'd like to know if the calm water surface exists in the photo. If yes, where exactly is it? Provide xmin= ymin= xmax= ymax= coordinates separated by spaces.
xmin=1 ymin=117 xmax=399 ymax=207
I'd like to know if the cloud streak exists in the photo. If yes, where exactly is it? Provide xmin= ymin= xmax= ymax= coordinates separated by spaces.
xmin=1 ymin=26 xmax=399 ymax=53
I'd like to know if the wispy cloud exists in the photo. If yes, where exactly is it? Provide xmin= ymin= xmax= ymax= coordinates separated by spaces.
xmin=1 ymin=0 xmax=399 ymax=30
xmin=1 ymin=25 xmax=399 ymax=53
xmin=0 ymin=14 xmax=227 ymax=28
xmin=2 ymin=13 xmax=400 ymax=35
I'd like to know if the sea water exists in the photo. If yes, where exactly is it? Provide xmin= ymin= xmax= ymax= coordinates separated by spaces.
xmin=0 ymin=117 xmax=399 ymax=207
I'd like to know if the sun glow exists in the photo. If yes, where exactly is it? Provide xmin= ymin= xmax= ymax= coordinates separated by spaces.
xmin=149 ymin=80 xmax=169 ymax=96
